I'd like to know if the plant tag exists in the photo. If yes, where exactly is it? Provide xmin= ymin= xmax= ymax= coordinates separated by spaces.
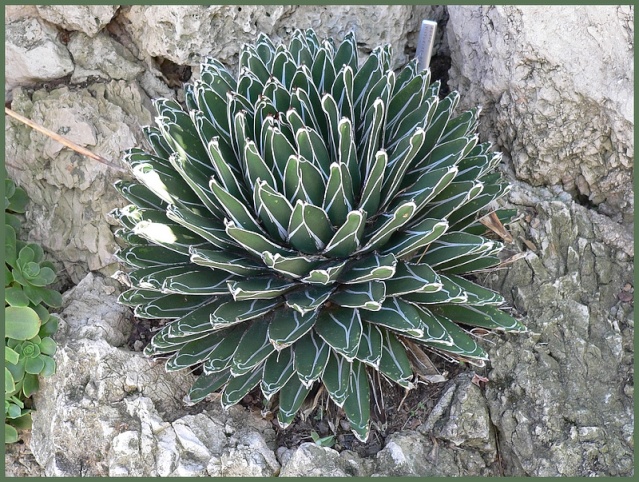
xmin=416 ymin=20 xmax=437 ymax=70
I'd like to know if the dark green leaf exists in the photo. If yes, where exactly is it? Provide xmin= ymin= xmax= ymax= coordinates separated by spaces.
xmin=114 ymin=180 xmax=167 ymax=212
xmin=226 ymin=219 xmax=293 ymax=258
xmin=447 ymin=275 xmax=505 ymax=305
xmin=358 ymin=100 xmax=385 ymax=188
xmin=287 ymin=201 xmax=334 ymax=254
xmin=315 ymin=308 xmax=362 ymax=360
xmin=190 ymin=248 xmax=268 ymax=276
xmin=301 ymin=259 xmax=349 ymax=285
xmin=285 ymin=285 xmax=333 ymax=315
xmin=209 ymin=178 xmax=262 ymax=233
xmin=386 ymin=72 xmax=428 ymax=130
xmin=323 ymin=162 xmax=353 ymax=227
xmin=283 ymin=155 xmax=325 ymax=206
xmin=187 ymin=369 xmax=232 ymax=403
xmin=118 ymin=288 xmax=165 ymax=307
xmin=135 ymin=294 xmax=210 ymax=319
xmin=382 ymin=217 xmax=449 ymax=259
xmin=268 ymin=308 xmax=318 ymax=349
xmin=207 ymin=137 xmax=249 ymax=203
xmin=133 ymin=220 xmax=211 ymax=255
xmin=243 ymin=140 xmax=277 ymax=190
xmin=358 ymin=149 xmax=387 ymax=216
xmin=379 ymin=330 xmax=414 ymax=389
xmin=323 ymin=210 xmax=366 ymax=258
xmin=262 ymin=251 xmax=323 ymax=279
xmin=228 ymin=277 xmax=296 ymax=301
xmin=381 ymin=127 xmax=425 ymax=205
xmin=362 ymin=298 xmax=423 ymax=337
xmin=420 ymin=313 xmax=488 ymax=365
xmin=293 ymin=330 xmax=330 ymax=387
xmin=253 ymin=179 xmax=294 ymax=242
xmin=359 ymin=201 xmax=416 ymax=253
xmin=210 ymin=298 xmax=281 ymax=329
xmin=202 ymin=326 xmax=246 ymax=373
xmin=418 ymin=181 xmax=484 ymax=220
xmin=331 ymin=281 xmax=386 ymax=311
xmin=277 ymin=374 xmax=313 ymax=428
xmin=166 ymin=330 xmax=232 ymax=371
xmin=221 ymin=366 xmax=264 ymax=409
xmin=392 ymin=165 xmax=458 ymax=213
xmin=232 ymin=319 xmax=275 ymax=375
xmin=322 ymin=350 xmax=351 ymax=407
xmin=261 ymin=348 xmax=295 ymax=400
xmin=115 ymin=245 xmax=189 ymax=269
xmin=417 ymin=232 xmax=501 ymax=269
xmin=166 ymin=204 xmax=235 ymax=250
xmin=337 ymin=117 xmax=360 ymax=193
xmin=355 ymin=323 xmax=383 ymax=368
xmin=163 ymin=269 xmax=238 ymax=295
xmin=433 ymin=305 xmax=525 ymax=332
xmin=333 ymin=31 xmax=358 ymax=72
xmin=343 ymin=360 xmax=370 ymax=442
xmin=402 ymin=274 xmax=467 ymax=304
xmin=340 ymin=253 xmax=397 ymax=284
xmin=384 ymin=261 xmax=442 ymax=296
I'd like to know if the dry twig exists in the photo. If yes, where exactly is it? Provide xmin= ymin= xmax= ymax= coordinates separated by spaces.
xmin=5 ymin=107 xmax=126 ymax=173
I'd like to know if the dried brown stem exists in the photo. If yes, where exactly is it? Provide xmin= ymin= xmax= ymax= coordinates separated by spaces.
xmin=5 ymin=107 xmax=126 ymax=173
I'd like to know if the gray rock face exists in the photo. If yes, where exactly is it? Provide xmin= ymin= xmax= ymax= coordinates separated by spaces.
xmin=5 ymin=16 xmax=74 ymax=92
xmin=279 ymin=443 xmax=367 ymax=477
xmin=419 ymin=373 xmax=495 ymax=454
xmin=120 ymin=5 xmax=432 ymax=70
xmin=5 ymin=81 xmax=152 ymax=284
xmin=374 ymin=431 xmax=494 ymax=477
xmin=446 ymin=5 xmax=634 ymax=223
xmin=35 ymin=5 xmax=119 ymax=37
xmin=67 ymin=31 xmax=144 ymax=83
xmin=483 ymin=184 xmax=634 ymax=476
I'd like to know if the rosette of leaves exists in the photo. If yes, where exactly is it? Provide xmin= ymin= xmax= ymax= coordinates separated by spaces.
xmin=4 ymin=172 xmax=60 ymax=443
xmin=113 ymin=30 xmax=523 ymax=441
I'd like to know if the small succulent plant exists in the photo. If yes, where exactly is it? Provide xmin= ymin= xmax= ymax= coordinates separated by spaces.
xmin=113 ymin=30 xmax=523 ymax=441
xmin=5 ymin=171 xmax=61 ymax=443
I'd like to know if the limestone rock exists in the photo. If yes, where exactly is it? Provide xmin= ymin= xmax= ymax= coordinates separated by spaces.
xmin=5 ymin=81 xmax=152 ymax=284
xmin=207 ymin=428 xmax=280 ymax=477
xmin=58 ymin=272 xmax=131 ymax=346
xmin=5 ymin=16 xmax=74 ymax=92
xmin=67 ymin=31 xmax=144 ymax=83
xmin=30 ymin=274 xmax=195 ymax=476
xmin=5 ymin=5 xmax=39 ymax=22
xmin=279 ymin=443 xmax=370 ymax=477
xmin=120 ymin=5 xmax=432 ymax=71
xmin=483 ymin=188 xmax=634 ymax=476
xmin=420 ymin=373 xmax=495 ymax=454
xmin=446 ymin=5 xmax=634 ymax=223
xmin=374 ymin=431 xmax=496 ymax=477
xmin=35 ymin=5 xmax=119 ymax=37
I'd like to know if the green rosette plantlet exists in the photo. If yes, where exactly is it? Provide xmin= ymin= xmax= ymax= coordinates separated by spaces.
xmin=113 ymin=30 xmax=523 ymax=441
xmin=4 ymin=171 xmax=61 ymax=443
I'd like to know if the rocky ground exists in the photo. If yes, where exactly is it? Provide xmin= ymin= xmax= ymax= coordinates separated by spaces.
xmin=5 ymin=4 xmax=633 ymax=477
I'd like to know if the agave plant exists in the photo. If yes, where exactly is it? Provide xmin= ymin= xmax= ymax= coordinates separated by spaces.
xmin=112 ymin=29 xmax=523 ymax=441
